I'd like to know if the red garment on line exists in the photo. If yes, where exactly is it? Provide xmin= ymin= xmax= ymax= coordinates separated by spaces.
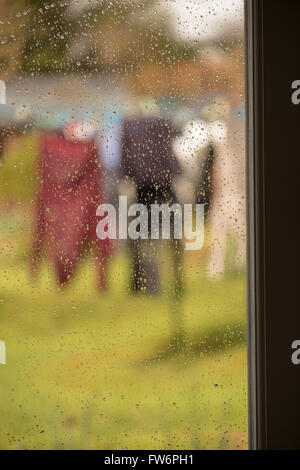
xmin=31 ymin=131 xmax=112 ymax=288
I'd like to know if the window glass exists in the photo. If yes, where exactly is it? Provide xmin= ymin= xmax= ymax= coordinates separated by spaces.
xmin=0 ymin=0 xmax=247 ymax=450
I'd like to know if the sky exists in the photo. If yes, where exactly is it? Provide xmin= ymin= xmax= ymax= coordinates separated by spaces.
xmin=160 ymin=0 xmax=244 ymax=42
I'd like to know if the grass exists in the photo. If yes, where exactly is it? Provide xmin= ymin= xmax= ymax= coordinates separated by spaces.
xmin=0 ymin=208 xmax=248 ymax=450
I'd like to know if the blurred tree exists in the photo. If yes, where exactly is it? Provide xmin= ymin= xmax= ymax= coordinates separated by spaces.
xmin=21 ymin=0 xmax=74 ymax=74
xmin=0 ymin=0 xmax=28 ymax=80
xmin=85 ymin=0 xmax=196 ymax=73
xmin=0 ymin=0 xmax=197 ymax=78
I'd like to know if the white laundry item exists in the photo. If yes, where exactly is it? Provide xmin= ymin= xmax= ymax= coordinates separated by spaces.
xmin=0 ymin=81 xmax=6 ymax=105
xmin=173 ymin=119 xmax=209 ymax=182
xmin=207 ymin=113 xmax=246 ymax=279
xmin=173 ymin=113 xmax=246 ymax=279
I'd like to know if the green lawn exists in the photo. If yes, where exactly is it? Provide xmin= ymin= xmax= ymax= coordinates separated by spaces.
xmin=0 ymin=211 xmax=248 ymax=450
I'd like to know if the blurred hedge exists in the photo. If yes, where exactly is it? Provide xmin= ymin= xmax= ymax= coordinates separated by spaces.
xmin=0 ymin=132 xmax=39 ymax=204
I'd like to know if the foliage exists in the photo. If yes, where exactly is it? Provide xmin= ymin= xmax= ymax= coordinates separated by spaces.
xmin=0 ymin=0 xmax=197 ymax=79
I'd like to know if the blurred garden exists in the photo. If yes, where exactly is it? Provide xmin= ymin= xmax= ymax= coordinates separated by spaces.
xmin=0 ymin=0 xmax=247 ymax=450
xmin=0 ymin=134 xmax=247 ymax=450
